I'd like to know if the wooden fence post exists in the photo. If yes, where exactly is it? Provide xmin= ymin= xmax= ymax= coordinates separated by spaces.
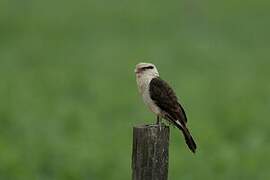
xmin=132 ymin=124 xmax=170 ymax=180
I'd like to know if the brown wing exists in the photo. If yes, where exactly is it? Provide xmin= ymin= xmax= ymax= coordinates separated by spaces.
xmin=149 ymin=77 xmax=187 ymax=124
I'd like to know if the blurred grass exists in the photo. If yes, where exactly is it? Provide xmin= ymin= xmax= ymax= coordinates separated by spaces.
xmin=0 ymin=0 xmax=270 ymax=179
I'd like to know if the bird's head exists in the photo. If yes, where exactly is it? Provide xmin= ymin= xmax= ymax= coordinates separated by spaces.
xmin=135 ymin=62 xmax=159 ymax=78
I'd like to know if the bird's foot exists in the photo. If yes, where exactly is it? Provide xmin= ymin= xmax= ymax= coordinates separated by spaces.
xmin=156 ymin=116 xmax=162 ymax=131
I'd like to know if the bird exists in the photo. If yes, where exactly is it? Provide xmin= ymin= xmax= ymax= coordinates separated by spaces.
xmin=135 ymin=62 xmax=197 ymax=153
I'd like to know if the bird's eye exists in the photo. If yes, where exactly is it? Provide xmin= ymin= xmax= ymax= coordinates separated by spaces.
xmin=142 ymin=66 xmax=154 ymax=70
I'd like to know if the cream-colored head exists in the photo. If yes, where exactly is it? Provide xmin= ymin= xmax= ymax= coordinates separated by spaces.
xmin=135 ymin=62 xmax=159 ymax=78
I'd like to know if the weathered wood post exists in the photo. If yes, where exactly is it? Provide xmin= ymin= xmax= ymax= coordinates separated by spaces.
xmin=132 ymin=124 xmax=170 ymax=180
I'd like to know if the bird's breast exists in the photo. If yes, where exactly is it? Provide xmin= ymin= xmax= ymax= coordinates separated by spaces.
xmin=136 ymin=76 xmax=161 ymax=115
xmin=142 ymin=84 xmax=161 ymax=115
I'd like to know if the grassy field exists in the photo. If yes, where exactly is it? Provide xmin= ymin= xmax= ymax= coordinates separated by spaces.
xmin=0 ymin=0 xmax=270 ymax=179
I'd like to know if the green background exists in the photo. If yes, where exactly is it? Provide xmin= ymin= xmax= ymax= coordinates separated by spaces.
xmin=1 ymin=0 xmax=269 ymax=179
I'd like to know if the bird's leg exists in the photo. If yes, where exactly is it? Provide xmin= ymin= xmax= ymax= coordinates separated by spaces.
xmin=156 ymin=115 xmax=160 ymax=125
xmin=156 ymin=116 xmax=163 ymax=131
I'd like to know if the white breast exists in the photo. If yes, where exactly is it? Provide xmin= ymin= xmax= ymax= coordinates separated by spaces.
xmin=136 ymin=75 xmax=161 ymax=116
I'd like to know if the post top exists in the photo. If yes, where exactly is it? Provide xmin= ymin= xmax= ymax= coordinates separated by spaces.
xmin=133 ymin=123 xmax=169 ymax=129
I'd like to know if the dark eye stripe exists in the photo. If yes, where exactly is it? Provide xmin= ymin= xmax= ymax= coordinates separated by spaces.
xmin=141 ymin=66 xmax=154 ymax=70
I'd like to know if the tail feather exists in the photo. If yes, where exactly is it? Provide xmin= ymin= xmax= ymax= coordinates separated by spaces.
xmin=182 ymin=127 xmax=197 ymax=153
xmin=165 ymin=115 xmax=197 ymax=153
xmin=171 ymin=119 xmax=197 ymax=153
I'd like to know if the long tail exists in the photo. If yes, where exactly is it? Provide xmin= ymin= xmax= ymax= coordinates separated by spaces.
xmin=171 ymin=119 xmax=197 ymax=153
xmin=181 ymin=126 xmax=197 ymax=153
